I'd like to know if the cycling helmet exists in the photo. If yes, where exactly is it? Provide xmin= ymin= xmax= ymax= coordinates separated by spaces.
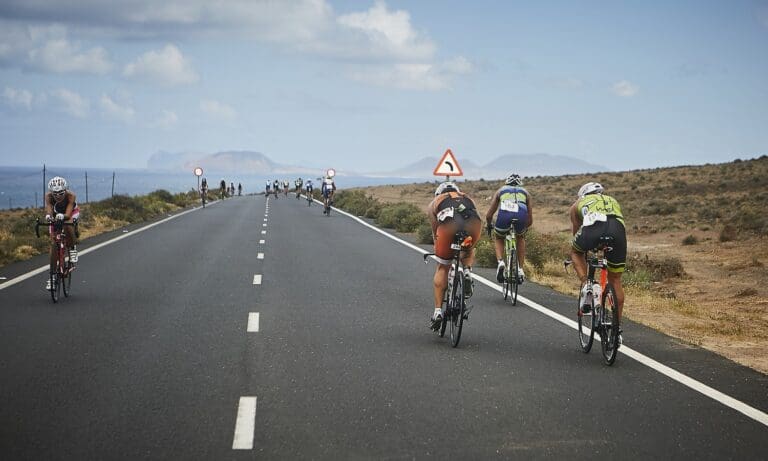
xmin=578 ymin=182 xmax=604 ymax=198
xmin=505 ymin=173 xmax=522 ymax=186
xmin=434 ymin=182 xmax=460 ymax=196
xmin=48 ymin=176 xmax=67 ymax=193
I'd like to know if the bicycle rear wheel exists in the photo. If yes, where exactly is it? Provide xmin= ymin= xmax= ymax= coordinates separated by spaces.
xmin=600 ymin=283 xmax=620 ymax=365
xmin=62 ymin=254 xmax=72 ymax=298
xmin=509 ymin=248 xmax=519 ymax=305
xmin=578 ymin=286 xmax=595 ymax=352
xmin=450 ymin=270 xmax=465 ymax=347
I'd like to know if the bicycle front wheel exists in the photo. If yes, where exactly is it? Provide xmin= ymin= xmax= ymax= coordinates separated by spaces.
xmin=578 ymin=285 xmax=595 ymax=353
xmin=50 ymin=272 xmax=60 ymax=303
xmin=600 ymin=283 xmax=620 ymax=365
xmin=62 ymin=254 xmax=72 ymax=298
xmin=450 ymin=270 xmax=465 ymax=347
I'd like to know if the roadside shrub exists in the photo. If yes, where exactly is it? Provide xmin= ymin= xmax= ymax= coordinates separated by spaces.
xmin=524 ymin=229 xmax=571 ymax=270
xmin=148 ymin=189 xmax=174 ymax=203
xmin=719 ymin=224 xmax=737 ymax=242
xmin=682 ymin=234 xmax=698 ymax=245
xmin=375 ymin=203 xmax=426 ymax=232
xmin=472 ymin=237 xmax=497 ymax=268
xmin=626 ymin=254 xmax=685 ymax=281
xmin=334 ymin=190 xmax=382 ymax=218
xmin=416 ymin=222 xmax=433 ymax=244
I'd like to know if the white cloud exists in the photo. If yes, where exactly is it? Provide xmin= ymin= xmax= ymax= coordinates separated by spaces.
xmin=153 ymin=110 xmax=178 ymax=129
xmin=100 ymin=95 xmax=135 ymax=123
xmin=349 ymin=63 xmax=447 ymax=91
xmin=336 ymin=1 xmax=435 ymax=60
xmin=27 ymin=38 xmax=112 ymax=74
xmin=3 ymin=86 xmax=33 ymax=110
xmin=123 ymin=44 xmax=198 ymax=86
xmin=611 ymin=80 xmax=639 ymax=97
xmin=52 ymin=89 xmax=89 ymax=118
xmin=200 ymin=99 xmax=236 ymax=120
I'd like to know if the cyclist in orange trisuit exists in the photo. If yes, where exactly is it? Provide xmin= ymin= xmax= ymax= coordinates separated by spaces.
xmin=427 ymin=182 xmax=482 ymax=329
xmin=569 ymin=182 xmax=627 ymax=327
xmin=43 ymin=176 xmax=80 ymax=290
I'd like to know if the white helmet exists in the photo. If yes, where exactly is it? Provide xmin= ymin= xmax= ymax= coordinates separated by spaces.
xmin=435 ymin=182 xmax=460 ymax=196
xmin=578 ymin=182 xmax=604 ymax=198
xmin=505 ymin=173 xmax=522 ymax=186
xmin=48 ymin=176 xmax=67 ymax=193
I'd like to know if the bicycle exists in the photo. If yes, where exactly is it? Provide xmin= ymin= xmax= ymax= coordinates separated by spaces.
xmin=36 ymin=218 xmax=76 ymax=303
xmin=296 ymin=187 xmax=302 ymax=200
xmin=565 ymin=235 xmax=621 ymax=365
xmin=489 ymin=220 xmax=521 ymax=305
xmin=201 ymin=188 xmax=207 ymax=208
xmin=323 ymin=195 xmax=333 ymax=216
xmin=306 ymin=189 xmax=313 ymax=206
xmin=423 ymin=230 xmax=474 ymax=347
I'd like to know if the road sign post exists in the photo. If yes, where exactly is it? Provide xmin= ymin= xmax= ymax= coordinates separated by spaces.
xmin=194 ymin=167 xmax=203 ymax=192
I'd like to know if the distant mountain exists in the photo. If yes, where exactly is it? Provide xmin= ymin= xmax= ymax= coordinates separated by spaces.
xmin=146 ymin=150 xmax=321 ymax=176
xmin=379 ymin=153 xmax=606 ymax=180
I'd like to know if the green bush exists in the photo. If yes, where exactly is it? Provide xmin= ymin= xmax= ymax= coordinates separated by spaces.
xmin=626 ymin=254 xmax=685 ymax=281
xmin=472 ymin=237 xmax=497 ymax=268
xmin=524 ymin=229 xmax=571 ymax=270
xmin=375 ymin=203 xmax=426 ymax=232
xmin=682 ymin=234 xmax=698 ymax=245
xmin=416 ymin=222 xmax=433 ymax=244
xmin=334 ymin=190 xmax=382 ymax=218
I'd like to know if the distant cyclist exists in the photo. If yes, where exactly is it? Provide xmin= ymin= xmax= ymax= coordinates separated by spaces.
xmin=43 ymin=176 xmax=80 ymax=289
xmin=273 ymin=179 xmax=280 ymax=198
xmin=305 ymin=179 xmax=314 ymax=201
xmin=321 ymin=175 xmax=336 ymax=214
xmin=569 ymin=182 xmax=627 ymax=328
xmin=237 ymin=183 xmax=242 ymax=196
xmin=230 ymin=182 xmax=235 ymax=197
xmin=265 ymin=180 xmax=271 ymax=196
xmin=201 ymin=177 xmax=208 ymax=197
xmin=219 ymin=179 xmax=226 ymax=199
xmin=427 ymin=182 xmax=481 ymax=329
xmin=294 ymin=177 xmax=303 ymax=197
xmin=282 ymin=180 xmax=289 ymax=196
xmin=485 ymin=173 xmax=533 ymax=283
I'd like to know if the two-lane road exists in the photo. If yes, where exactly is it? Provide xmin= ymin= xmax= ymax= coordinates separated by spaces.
xmin=1 ymin=195 xmax=766 ymax=459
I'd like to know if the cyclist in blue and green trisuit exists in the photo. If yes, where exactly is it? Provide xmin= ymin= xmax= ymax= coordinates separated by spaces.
xmin=485 ymin=173 xmax=533 ymax=283
xmin=569 ymin=182 xmax=627 ymax=325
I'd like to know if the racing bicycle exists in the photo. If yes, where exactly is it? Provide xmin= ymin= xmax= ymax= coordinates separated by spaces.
xmin=565 ymin=235 xmax=621 ymax=365
xmin=423 ymin=230 xmax=474 ymax=347
xmin=489 ymin=220 xmax=521 ymax=305
xmin=36 ymin=218 xmax=76 ymax=303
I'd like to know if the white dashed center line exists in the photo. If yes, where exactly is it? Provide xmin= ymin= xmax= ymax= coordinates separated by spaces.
xmin=232 ymin=396 xmax=257 ymax=450
xmin=257 ymin=253 xmax=264 ymax=259
xmin=253 ymin=275 xmax=262 ymax=285
xmin=248 ymin=313 xmax=260 ymax=332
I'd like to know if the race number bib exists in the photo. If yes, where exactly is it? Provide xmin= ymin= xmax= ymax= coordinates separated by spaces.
xmin=437 ymin=207 xmax=454 ymax=222
xmin=500 ymin=199 xmax=519 ymax=212
xmin=582 ymin=211 xmax=607 ymax=227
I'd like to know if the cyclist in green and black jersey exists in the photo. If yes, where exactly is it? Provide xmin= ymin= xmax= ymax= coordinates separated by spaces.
xmin=569 ymin=182 xmax=627 ymax=324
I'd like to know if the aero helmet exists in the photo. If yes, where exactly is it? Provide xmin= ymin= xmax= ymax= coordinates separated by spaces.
xmin=505 ymin=173 xmax=522 ymax=186
xmin=434 ymin=182 xmax=460 ymax=196
xmin=578 ymin=182 xmax=604 ymax=198
xmin=48 ymin=176 xmax=67 ymax=193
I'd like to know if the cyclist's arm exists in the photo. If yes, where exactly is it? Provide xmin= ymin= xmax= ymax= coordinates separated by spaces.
xmin=485 ymin=191 xmax=500 ymax=226
xmin=43 ymin=193 xmax=53 ymax=216
xmin=525 ymin=191 xmax=533 ymax=228
xmin=569 ymin=201 xmax=581 ymax=235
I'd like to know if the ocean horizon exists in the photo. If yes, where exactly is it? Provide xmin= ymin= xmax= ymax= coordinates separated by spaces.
xmin=0 ymin=166 xmax=433 ymax=210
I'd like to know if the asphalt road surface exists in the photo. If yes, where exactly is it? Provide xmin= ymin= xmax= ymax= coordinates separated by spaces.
xmin=1 ymin=194 xmax=767 ymax=460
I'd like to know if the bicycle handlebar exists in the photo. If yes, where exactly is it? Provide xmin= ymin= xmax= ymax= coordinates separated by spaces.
xmin=35 ymin=218 xmax=74 ymax=239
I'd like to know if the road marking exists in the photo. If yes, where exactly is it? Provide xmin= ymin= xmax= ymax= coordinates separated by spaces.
xmin=248 ymin=312 xmax=260 ymax=332
xmin=257 ymin=253 xmax=264 ymax=259
xmin=261 ymin=230 xmax=266 ymax=235
xmin=232 ymin=396 xmax=257 ymax=450
xmin=262 ymin=223 xmax=267 ymax=227
xmin=0 ymin=206 xmax=200 ymax=291
xmin=264 ymin=218 xmax=268 ymax=221
xmin=332 ymin=205 xmax=768 ymax=428
xmin=253 ymin=275 xmax=262 ymax=285
xmin=259 ymin=240 xmax=265 ymax=244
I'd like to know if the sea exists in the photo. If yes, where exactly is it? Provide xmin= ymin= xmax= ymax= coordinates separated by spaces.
xmin=0 ymin=166 xmax=429 ymax=210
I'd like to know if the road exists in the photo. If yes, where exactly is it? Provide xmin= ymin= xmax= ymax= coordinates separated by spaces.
xmin=1 ymin=194 xmax=767 ymax=460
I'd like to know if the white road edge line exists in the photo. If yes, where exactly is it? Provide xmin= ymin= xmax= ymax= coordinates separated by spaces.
xmin=330 ymin=205 xmax=768 ymax=428
xmin=253 ymin=275 xmax=262 ymax=285
xmin=248 ymin=312 xmax=260 ymax=332
xmin=232 ymin=396 xmax=257 ymax=450
xmin=0 ymin=206 xmax=200 ymax=291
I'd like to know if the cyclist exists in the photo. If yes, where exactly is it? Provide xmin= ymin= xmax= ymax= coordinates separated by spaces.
xmin=201 ymin=177 xmax=208 ymax=198
xmin=230 ymin=182 xmax=235 ymax=197
xmin=265 ymin=180 xmax=271 ymax=196
xmin=273 ymin=179 xmax=280 ymax=198
xmin=219 ymin=179 xmax=226 ymax=199
xmin=427 ymin=182 xmax=482 ymax=329
xmin=485 ymin=173 xmax=533 ymax=283
xmin=321 ymin=175 xmax=336 ymax=213
xmin=294 ymin=177 xmax=303 ymax=197
xmin=569 ymin=182 xmax=627 ymax=328
xmin=305 ymin=179 xmax=314 ymax=200
xmin=283 ymin=179 xmax=290 ymax=196
xmin=43 ymin=176 xmax=80 ymax=289
xmin=238 ymin=183 xmax=242 ymax=196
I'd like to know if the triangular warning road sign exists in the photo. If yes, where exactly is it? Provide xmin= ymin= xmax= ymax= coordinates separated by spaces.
xmin=433 ymin=149 xmax=463 ymax=176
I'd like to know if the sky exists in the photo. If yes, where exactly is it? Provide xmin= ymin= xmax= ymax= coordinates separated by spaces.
xmin=0 ymin=0 xmax=766 ymax=174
